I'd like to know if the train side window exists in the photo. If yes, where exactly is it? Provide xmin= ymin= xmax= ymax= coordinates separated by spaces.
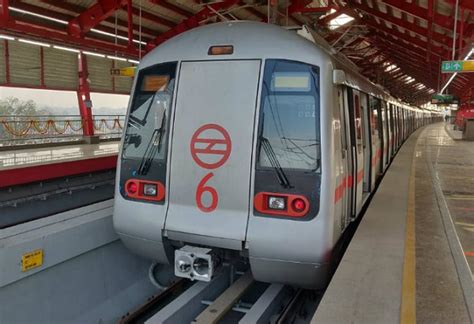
xmin=369 ymin=96 xmax=381 ymax=139
xmin=354 ymin=95 xmax=361 ymax=140
xmin=338 ymin=88 xmax=347 ymax=151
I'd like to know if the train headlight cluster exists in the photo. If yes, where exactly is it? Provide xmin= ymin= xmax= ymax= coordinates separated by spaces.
xmin=124 ymin=179 xmax=165 ymax=202
xmin=254 ymin=192 xmax=310 ymax=217
xmin=268 ymin=196 xmax=286 ymax=210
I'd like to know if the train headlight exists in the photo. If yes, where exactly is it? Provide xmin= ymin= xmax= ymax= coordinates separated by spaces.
xmin=268 ymin=196 xmax=286 ymax=210
xmin=143 ymin=183 xmax=157 ymax=196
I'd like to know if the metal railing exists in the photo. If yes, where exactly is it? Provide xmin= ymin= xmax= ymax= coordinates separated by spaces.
xmin=0 ymin=115 xmax=125 ymax=147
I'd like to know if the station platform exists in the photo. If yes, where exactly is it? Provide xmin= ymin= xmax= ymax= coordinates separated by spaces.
xmin=313 ymin=123 xmax=474 ymax=323
xmin=0 ymin=142 xmax=119 ymax=188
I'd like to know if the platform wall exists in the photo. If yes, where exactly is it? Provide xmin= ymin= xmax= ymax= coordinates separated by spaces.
xmin=0 ymin=200 xmax=159 ymax=323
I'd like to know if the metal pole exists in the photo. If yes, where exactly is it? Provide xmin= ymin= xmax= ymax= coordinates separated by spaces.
xmin=451 ymin=0 xmax=459 ymax=60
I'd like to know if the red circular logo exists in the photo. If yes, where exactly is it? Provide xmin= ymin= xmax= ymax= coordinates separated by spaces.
xmin=190 ymin=124 xmax=232 ymax=170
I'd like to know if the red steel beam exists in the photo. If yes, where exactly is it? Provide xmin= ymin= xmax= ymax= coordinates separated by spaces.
xmin=39 ymin=46 xmax=45 ymax=87
xmin=369 ymin=32 xmax=442 ymax=63
xmin=363 ymin=16 xmax=448 ymax=58
xmin=378 ymin=50 xmax=436 ymax=86
xmin=426 ymin=0 xmax=434 ymax=62
xmin=349 ymin=0 xmax=457 ymax=50
xmin=318 ymin=6 xmax=351 ymax=25
xmin=287 ymin=0 xmax=312 ymax=15
xmin=0 ymin=18 xmax=138 ymax=57
xmin=4 ymin=39 xmax=10 ymax=83
xmin=371 ymin=38 xmax=471 ymax=91
xmin=380 ymin=0 xmax=472 ymax=32
xmin=127 ymin=0 xmax=133 ymax=48
xmin=458 ymin=7 xmax=465 ymax=58
xmin=40 ymin=0 xmax=175 ymax=31
xmin=369 ymin=38 xmax=439 ymax=73
xmin=10 ymin=1 xmax=152 ymax=41
xmin=127 ymin=5 xmax=176 ymax=29
xmin=0 ymin=0 xmax=9 ymax=23
xmin=146 ymin=0 xmax=239 ymax=50
xmin=148 ymin=0 xmax=193 ymax=18
xmin=35 ymin=0 xmax=158 ymax=37
xmin=445 ymin=0 xmax=474 ymax=12
xmin=244 ymin=5 xmax=267 ymax=21
xmin=68 ymin=0 xmax=127 ymax=37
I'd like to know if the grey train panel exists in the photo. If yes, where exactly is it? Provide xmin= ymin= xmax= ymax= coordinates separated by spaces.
xmin=165 ymin=60 xmax=260 ymax=246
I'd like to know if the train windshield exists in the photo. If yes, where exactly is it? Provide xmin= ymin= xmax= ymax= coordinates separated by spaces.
xmin=122 ymin=62 xmax=177 ymax=163
xmin=257 ymin=60 xmax=320 ymax=172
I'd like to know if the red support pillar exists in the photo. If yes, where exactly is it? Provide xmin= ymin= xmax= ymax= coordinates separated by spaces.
xmin=127 ymin=0 xmax=134 ymax=49
xmin=458 ymin=7 xmax=465 ymax=59
xmin=40 ymin=47 xmax=45 ymax=87
xmin=77 ymin=53 xmax=95 ymax=138
xmin=4 ymin=39 xmax=10 ymax=84
xmin=0 ymin=0 xmax=9 ymax=25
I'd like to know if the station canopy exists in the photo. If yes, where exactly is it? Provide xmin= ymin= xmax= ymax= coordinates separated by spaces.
xmin=0 ymin=0 xmax=473 ymax=105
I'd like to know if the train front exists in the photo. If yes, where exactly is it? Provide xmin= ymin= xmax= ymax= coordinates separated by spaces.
xmin=114 ymin=22 xmax=333 ymax=288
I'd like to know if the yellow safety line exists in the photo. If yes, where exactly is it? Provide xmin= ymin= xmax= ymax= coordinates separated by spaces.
xmin=400 ymin=151 xmax=417 ymax=324
xmin=445 ymin=194 xmax=474 ymax=201
xmin=455 ymin=221 xmax=474 ymax=228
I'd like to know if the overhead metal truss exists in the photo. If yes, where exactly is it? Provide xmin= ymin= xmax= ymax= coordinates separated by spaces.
xmin=0 ymin=0 xmax=472 ymax=105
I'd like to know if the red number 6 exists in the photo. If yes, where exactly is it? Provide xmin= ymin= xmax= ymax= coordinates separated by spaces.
xmin=196 ymin=172 xmax=218 ymax=213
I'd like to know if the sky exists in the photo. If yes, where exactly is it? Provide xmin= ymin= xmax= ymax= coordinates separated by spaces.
xmin=0 ymin=87 xmax=130 ymax=110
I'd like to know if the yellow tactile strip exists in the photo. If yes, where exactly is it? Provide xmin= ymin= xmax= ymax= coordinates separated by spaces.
xmin=400 ymin=142 xmax=417 ymax=324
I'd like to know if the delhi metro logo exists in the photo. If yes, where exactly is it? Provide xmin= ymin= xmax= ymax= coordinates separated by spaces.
xmin=190 ymin=124 xmax=232 ymax=213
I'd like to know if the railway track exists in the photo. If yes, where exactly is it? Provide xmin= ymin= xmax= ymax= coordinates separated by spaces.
xmin=120 ymin=265 xmax=323 ymax=324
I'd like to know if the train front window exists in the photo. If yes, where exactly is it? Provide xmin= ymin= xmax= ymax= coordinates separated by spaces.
xmin=122 ymin=62 xmax=177 ymax=165
xmin=257 ymin=60 xmax=320 ymax=172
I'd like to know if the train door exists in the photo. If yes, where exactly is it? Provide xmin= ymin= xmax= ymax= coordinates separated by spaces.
xmin=399 ymin=108 xmax=404 ymax=143
xmin=164 ymin=60 xmax=261 ymax=245
xmin=382 ymin=101 xmax=389 ymax=168
xmin=389 ymin=104 xmax=395 ymax=156
xmin=360 ymin=93 xmax=371 ymax=195
xmin=347 ymin=88 xmax=364 ymax=216
xmin=370 ymin=96 xmax=382 ymax=183
xmin=386 ymin=103 xmax=392 ymax=160
xmin=374 ymin=100 xmax=387 ymax=174
xmin=337 ymin=86 xmax=351 ymax=229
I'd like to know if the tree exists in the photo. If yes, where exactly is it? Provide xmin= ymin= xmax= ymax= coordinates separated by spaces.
xmin=0 ymin=97 xmax=40 ymax=116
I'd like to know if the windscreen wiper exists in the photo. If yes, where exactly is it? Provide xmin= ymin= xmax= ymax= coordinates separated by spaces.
xmin=260 ymin=136 xmax=292 ymax=188
xmin=137 ymin=111 xmax=166 ymax=175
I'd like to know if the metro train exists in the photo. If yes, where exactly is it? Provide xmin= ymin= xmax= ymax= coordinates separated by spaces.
xmin=113 ymin=21 xmax=440 ymax=288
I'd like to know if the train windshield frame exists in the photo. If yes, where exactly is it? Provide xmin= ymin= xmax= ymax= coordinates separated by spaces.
xmin=257 ymin=59 xmax=321 ymax=172
xmin=122 ymin=62 xmax=177 ymax=163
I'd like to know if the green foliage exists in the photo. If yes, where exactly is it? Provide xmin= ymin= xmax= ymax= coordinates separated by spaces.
xmin=0 ymin=96 xmax=42 ymax=116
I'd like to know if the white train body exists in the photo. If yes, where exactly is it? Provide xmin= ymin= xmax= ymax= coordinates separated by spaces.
xmin=114 ymin=22 xmax=439 ymax=288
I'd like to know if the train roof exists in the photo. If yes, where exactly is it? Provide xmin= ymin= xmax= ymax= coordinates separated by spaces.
xmin=139 ymin=21 xmax=431 ymax=113
xmin=140 ymin=21 xmax=326 ymax=69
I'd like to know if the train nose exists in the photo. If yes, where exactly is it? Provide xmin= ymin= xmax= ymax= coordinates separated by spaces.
xmin=163 ymin=60 xmax=262 ymax=248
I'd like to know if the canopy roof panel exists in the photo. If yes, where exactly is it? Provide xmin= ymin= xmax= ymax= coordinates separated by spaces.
xmin=0 ymin=0 xmax=472 ymax=104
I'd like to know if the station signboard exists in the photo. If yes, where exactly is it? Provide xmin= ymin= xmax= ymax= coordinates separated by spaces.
xmin=431 ymin=94 xmax=459 ymax=105
xmin=110 ymin=66 xmax=136 ymax=77
xmin=441 ymin=60 xmax=474 ymax=73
